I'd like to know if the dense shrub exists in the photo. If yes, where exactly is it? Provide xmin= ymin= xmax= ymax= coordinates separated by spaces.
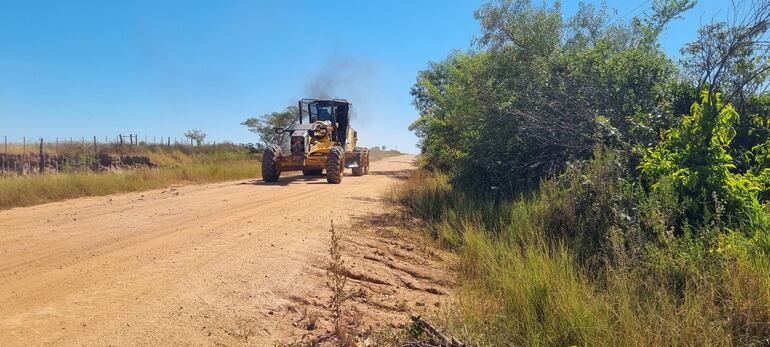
xmin=409 ymin=1 xmax=693 ymax=196
xmin=640 ymin=92 xmax=770 ymax=232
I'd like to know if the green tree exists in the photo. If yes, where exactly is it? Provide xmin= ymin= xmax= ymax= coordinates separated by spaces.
xmin=410 ymin=0 xmax=692 ymax=195
xmin=183 ymin=129 xmax=206 ymax=146
xmin=680 ymin=2 xmax=770 ymax=106
xmin=241 ymin=106 xmax=298 ymax=151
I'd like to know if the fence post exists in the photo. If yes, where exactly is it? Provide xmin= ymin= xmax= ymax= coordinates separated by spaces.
xmin=2 ymin=135 xmax=5 ymax=175
xmin=39 ymin=138 xmax=45 ymax=175
xmin=2 ymin=135 xmax=6 ymax=175
xmin=93 ymin=136 xmax=98 ymax=170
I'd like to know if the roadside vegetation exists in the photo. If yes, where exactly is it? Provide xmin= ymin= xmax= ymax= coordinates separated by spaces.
xmin=397 ymin=0 xmax=770 ymax=345
xmin=0 ymin=143 xmax=257 ymax=210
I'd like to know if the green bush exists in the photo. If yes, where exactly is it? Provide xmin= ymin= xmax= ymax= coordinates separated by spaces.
xmin=640 ymin=92 xmax=770 ymax=233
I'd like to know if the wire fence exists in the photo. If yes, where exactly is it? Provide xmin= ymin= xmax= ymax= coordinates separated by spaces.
xmin=0 ymin=134 xmax=240 ymax=177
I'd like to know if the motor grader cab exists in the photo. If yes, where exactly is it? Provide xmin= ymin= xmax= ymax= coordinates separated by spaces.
xmin=261 ymin=99 xmax=370 ymax=184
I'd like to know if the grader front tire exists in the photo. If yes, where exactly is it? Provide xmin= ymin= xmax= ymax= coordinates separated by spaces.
xmin=326 ymin=146 xmax=344 ymax=184
xmin=261 ymin=145 xmax=281 ymax=182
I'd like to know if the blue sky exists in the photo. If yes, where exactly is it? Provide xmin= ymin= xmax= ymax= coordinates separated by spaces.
xmin=0 ymin=0 xmax=728 ymax=152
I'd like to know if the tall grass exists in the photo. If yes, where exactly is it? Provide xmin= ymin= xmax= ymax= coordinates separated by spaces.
xmin=390 ymin=155 xmax=770 ymax=346
xmin=0 ymin=147 xmax=258 ymax=210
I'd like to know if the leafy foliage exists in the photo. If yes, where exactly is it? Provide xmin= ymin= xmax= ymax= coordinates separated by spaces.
xmin=640 ymin=92 xmax=769 ymax=231
xmin=241 ymin=106 xmax=298 ymax=151
xmin=410 ymin=0 xmax=687 ymax=195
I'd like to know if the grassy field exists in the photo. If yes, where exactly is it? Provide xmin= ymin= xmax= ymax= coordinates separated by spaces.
xmin=0 ymin=144 xmax=258 ymax=210
xmin=390 ymin=169 xmax=770 ymax=346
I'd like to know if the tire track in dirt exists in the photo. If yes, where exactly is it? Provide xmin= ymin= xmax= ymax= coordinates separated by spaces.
xmin=0 ymin=185 xmax=324 ymax=279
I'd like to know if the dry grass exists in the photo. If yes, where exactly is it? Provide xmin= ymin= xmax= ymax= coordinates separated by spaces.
xmin=0 ymin=145 xmax=258 ymax=210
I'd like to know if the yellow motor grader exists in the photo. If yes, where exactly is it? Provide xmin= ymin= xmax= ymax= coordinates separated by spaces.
xmin=261 ymin=99 xmax=370 ymax=184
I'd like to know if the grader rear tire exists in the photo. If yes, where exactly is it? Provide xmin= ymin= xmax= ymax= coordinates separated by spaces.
xmin=352 ymin=148 xmax=368 ymax=176
xmin=326 ymin=146 xmax=344 ymax=184
xmin=302 ymin=169 xmax=323 ymax=176
xmin=261 ymin=145 xmax=281 ymax=182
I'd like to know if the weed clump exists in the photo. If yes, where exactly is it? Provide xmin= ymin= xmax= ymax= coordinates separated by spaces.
xmin=326 ymin=220 xmax=352 ymax=345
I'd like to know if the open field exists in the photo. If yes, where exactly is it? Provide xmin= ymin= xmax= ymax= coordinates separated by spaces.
xmin=0 ymin=145 xmax=258 ymax=210
xmin=0 ymin=155 xmax=453 ymax=346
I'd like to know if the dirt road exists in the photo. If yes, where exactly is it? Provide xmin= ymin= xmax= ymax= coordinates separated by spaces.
xmin=0 ymin=155 xmax=452 ymax=346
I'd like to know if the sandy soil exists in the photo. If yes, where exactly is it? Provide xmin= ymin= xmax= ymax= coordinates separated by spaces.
xmin=0 ymin=155 xmax=453 ymax=346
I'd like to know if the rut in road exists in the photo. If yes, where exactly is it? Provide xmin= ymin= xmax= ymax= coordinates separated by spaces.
xmin=0 ymin=155 xmax=454 ymax=346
